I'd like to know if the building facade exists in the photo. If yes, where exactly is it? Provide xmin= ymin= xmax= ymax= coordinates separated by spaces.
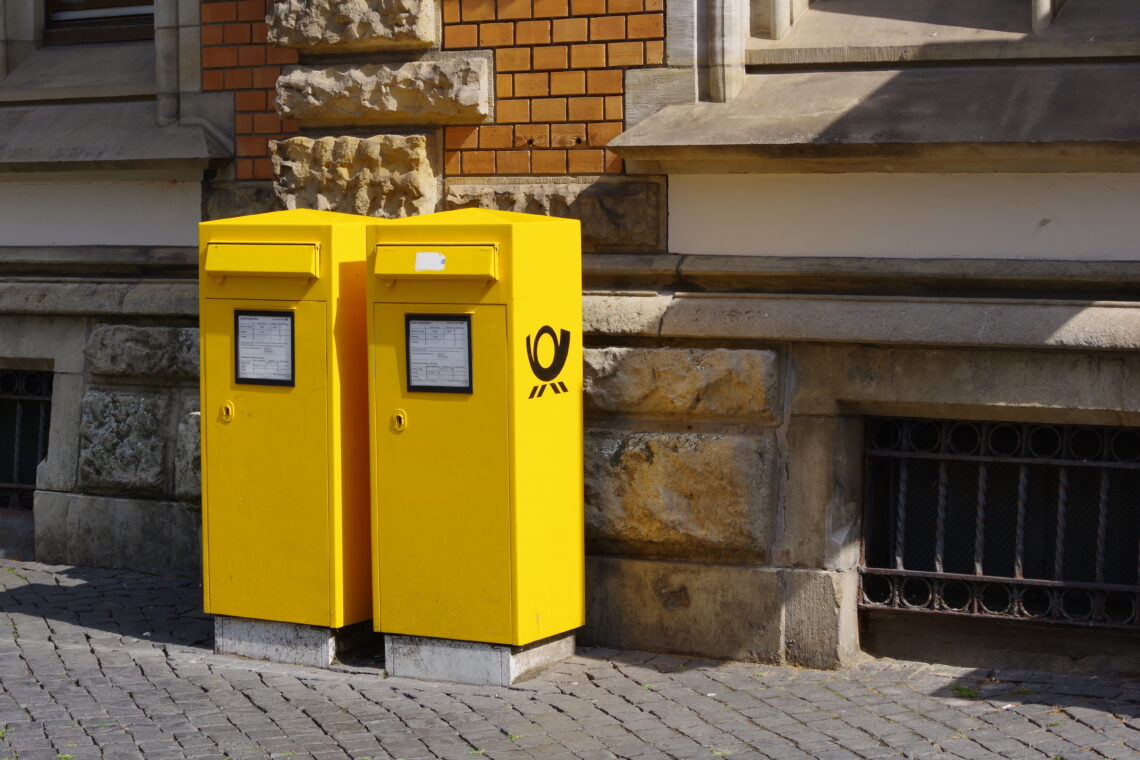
xmin=2 ymin=0 xmax=1139 ymax=670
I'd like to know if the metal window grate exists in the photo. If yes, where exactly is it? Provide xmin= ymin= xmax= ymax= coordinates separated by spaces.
xmin=0 ymin=371 xmax=53 ymax=511
xmin=861 ymin=417 xmax=1140 ymax=628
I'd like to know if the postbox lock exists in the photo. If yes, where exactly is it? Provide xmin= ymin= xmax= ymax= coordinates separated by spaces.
xmin=220 ymin=400 xmax=235 ymax=423
xmin=392 ymin=409 xmax=408 ymax=432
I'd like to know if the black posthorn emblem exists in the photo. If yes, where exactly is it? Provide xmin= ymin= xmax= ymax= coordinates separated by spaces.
xmin=526 ymin=325 xmax=570 ymax=399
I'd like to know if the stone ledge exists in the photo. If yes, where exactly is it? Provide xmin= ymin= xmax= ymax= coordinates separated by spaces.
xmin=0 ymin=281 xmax=197 ymax=317
xmin=611 ymin=63 xmax=1140 ymax=173
xmin=584 ymin=291 xmax=1140 ymax=351
xmin=0 ymin=247 xmax=197 ymax=277
xmin=584 ymin=253 xmax=1140 ymax=301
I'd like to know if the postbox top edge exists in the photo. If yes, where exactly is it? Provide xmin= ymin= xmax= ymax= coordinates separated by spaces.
xmin=199 ymin=208 xmax=374 ymax=229
xmin=381 ymin=208 xmax=580 ymax=227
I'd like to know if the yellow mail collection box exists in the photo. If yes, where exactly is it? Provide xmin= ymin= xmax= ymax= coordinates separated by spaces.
xmin=198 ymin=209 xmax=373 ymax=628
xmin=367 ymin=209 xmax=584 ymax=646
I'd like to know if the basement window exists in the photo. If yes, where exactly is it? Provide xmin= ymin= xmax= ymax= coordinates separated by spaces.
xmin=45 ymin=1 xmax=155 ymax=45
xmin=0 ymin=370 xmax=53 ymax=511
xmin=861 ymin=417 xmax=1140 ymax=629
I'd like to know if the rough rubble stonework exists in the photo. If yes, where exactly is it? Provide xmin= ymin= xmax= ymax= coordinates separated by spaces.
xmin=84 ymin=325 xmax=198 ymax=380
xmin=584 ymin=430 xmax=778 ymax=562
xmin=77 ymin=390 xmax=169 ymax=494
xmin=276 ymin=61 xmax=492 ymax=126
xmin=175 ymin=410 xmax=201 ymax=502
xmin=272 ymin=134 xmax=437 ymax=217
xmin=584 ymin=347 xmax=781 ymax=424
xmin=446 ymin=179 xmax=666 ymax=252
xmin=267 ymin=0 xmax=436 ymax=51
xmin=264 ymin=0 xmax=433 ymax=50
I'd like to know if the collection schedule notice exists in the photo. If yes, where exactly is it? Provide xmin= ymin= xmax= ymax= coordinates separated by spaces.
xmin=236 ymin=312 xmax=293 ymax=385
xmin=407 ymin=317 xmax=471 ymax=392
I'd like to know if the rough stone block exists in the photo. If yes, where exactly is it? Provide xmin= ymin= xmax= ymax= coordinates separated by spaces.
xmin=272 ymin=134 xmax=437 ymax=217
xmin=175 ymin=409 xmax=201 ymax=502
xmin=777 ymin=415 xmax=862 ymax=570
xmin=34 ymin=490 xmax=200 ymax=576
xmin=276 ymin=59 xmax=491 ymax=126
xmin=77 ymin=390 xmax=169 ymax=495
xmin=583 ymin=293 xmax=672 ymax=337
xmin=445 ymin=178 xmax=666 ymax=252
xmin=585 ymin=431 xmax=777 ymax=562
xmin=783 ymin=569 xmax=860 ymax=669
xmin=267 ymin=0 xmax=436 ymax=51
xmin=581 ymin=556 xmax=782 ymax=662
xmin=584 ymin=347 xmax=781 ymax=424
xmin=84 ymin=324 xmax=198 ymax=379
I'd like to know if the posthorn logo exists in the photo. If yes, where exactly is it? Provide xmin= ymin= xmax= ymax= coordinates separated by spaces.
xmin=525 ymin=325 xmax=571 ymax=399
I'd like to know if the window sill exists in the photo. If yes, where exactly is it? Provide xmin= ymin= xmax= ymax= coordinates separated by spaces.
xmin=748 ymin=0 xmax=1140 ymax=67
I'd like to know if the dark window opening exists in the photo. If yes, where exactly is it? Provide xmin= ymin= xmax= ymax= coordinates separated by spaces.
xmin=45 ymin=0 xmax=155 ymax=45
xmin=0 ymin=370 xmax=53 ymax=511
xmin=862 ymin=417 xmax=1140 ymax=629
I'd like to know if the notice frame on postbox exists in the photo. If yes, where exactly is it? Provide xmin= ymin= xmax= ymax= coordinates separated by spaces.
xmin=405 ymin=314 xmax=473 ymax=394
xmin=234 ymin=310 xmax=295 ymax=387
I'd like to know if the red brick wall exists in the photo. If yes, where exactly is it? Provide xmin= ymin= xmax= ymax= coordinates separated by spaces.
xmin=199 ymin=0 xmax=664 ymax=180
xmin=201 ymin=0 xmax=298 ymax=181
xmin=441 ymin=0 xmax=664 ymax=176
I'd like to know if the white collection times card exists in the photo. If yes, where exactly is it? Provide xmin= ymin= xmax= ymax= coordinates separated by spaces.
xmin=236 ymin=312 xmax=294 ymax=385
xmin=407 ymin=317 xmax=471 ymax=392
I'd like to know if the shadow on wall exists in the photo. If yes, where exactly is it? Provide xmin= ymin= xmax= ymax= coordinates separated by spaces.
xmin=0 ymin=564 xmax=212 ymax=649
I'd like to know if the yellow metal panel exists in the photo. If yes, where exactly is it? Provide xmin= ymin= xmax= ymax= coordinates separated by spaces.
xmin=372 ymin=302 xmax=514 ymax=643
xmin=201 ymin=298 xmax=334 ymax=626
xmin=374 ymin=245 xmax=498 ymax=281
xmin=507 ymin=220 xmax=585 ymax=643
xmin=205 ymin=243 xmax=319 ymax=279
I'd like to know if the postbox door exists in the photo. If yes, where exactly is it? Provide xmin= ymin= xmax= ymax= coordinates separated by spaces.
xmin=373 ymin=302 xmax=513 ymax=643
xmin=201 ymin=298 xmax=333 ymax=625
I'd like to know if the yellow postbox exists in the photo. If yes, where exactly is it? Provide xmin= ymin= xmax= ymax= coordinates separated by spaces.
xmin=198 ymin=209 xmax=372 ymax=628
xmin=366 ymin=209 xmax=583 ymax=646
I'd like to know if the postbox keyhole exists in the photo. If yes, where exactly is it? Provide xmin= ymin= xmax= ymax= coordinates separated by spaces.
xmin=392 ymin=409 xmax=408 ymax=432
xmin=221 ymin=400 xmax=235 ymax=423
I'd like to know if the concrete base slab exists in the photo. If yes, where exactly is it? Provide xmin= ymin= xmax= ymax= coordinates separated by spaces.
xmin=385 ymin=632 xmax=575 ymax=686
xmin=214 ymin=617 xmax=382 ymax=669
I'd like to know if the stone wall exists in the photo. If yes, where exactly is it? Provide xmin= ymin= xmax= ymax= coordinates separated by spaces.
xmin=0 ymin=251 xmax=201 ymax=577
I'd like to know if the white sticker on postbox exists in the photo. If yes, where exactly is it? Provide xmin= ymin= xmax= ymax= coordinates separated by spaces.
xmin=414 ymin=251 xmax=447 ymax=271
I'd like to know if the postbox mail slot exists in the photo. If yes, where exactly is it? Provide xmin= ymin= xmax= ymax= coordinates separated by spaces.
xmin=205 ymin=243 xmax=319 ymax=279
xmin=374 ymin=245 xmax=497 ymax=281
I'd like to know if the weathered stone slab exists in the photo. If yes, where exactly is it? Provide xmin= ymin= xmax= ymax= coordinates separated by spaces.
xmin=584 ymin=347 xmax=781 ymax=424
xmin=581 ymin=556 xmax=783 ymax=662
xmin=783 ymin=569 xmax=860 ymax=670
xmin=583 ymin=293 xmax=672 ymax=337
xmin=272 ymin=134 xmax=437 ymax=217
xmin=267 ymin=0 xmax=436 ymax=51
xmin=445 ymin=179 xmax=666 ymax=252
xmin=34 ymin=490 xmax=200 ymax=576
xmin=84 ymin=324 xmax=198 ymax=380
xmin=276 ymin=59 xmax=491 ymax=126
xmin=175 ymin=410 xmax=201 ymax=502
xmin=584 ymin=431 xmax=778 ymax=562
xmin=77 ymin=390 xmax=169 ymax=494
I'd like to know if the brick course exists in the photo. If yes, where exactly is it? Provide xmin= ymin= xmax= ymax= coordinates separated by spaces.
xmin=201 ymin=0 xmax=298 ymax=181
xmin=441 ymin=0 xmax=664 ymax=175
xmin=201 ymin=0 xmax=664 ymax=181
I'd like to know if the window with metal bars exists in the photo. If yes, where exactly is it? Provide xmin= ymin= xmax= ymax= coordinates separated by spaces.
xmin=0 ymin=370 xmax=53 ymax=511
xmin=861 ymin=417 xmax=1140 ymax=628
xmin=44 ymin=0 xmax=155 ymax=45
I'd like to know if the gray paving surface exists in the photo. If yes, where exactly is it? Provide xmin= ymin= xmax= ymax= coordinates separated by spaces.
xmin=2 ymin=560 xmax=1140 ymax=760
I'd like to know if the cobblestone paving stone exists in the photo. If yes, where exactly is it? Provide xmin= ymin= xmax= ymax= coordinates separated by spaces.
xmin=3 ymin=560 xmax=1140 ymax=760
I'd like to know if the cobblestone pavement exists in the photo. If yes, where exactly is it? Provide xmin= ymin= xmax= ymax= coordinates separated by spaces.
xmin=2 ymin=560 xmax=1140 ymax=760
